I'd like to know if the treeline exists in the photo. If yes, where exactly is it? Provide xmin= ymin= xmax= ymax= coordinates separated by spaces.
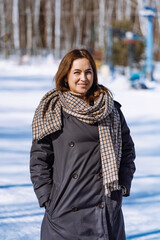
xmin=0 ymin=0 xmax=160 ymax=62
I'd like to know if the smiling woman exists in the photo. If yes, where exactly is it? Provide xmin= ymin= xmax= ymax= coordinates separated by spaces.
xmin=66 ymin=58 xmax=93 ymax=95
xmin=30 ymin=49 xmax=136 ymax=240
xmin=55 ymin=49 xmax=110 ymax=104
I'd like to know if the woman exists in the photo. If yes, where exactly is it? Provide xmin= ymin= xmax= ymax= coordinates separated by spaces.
xmin=30 ymin=49 xmax=136 ymax=240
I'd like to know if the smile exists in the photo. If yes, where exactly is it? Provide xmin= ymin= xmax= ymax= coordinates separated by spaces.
xmin=77 ymin=83 xmax=88 ymax=86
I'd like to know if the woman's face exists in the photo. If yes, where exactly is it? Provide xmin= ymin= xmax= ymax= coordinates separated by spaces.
xmin=66 ymin=58 xmax=94 ymax=95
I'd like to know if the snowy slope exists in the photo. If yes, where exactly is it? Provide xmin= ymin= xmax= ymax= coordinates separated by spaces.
xmin=0 ymin=56 xmax=160 ymax=240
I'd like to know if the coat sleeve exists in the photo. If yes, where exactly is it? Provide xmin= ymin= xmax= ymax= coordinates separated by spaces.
xmin=115 ymin=103 xmax=136 ymax=197
xmin=30 ymin=134 xmax=54 ymax=207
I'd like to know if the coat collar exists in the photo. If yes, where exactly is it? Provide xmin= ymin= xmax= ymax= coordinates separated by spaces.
xmin=62 ymin=109 xmax=70 ymax=119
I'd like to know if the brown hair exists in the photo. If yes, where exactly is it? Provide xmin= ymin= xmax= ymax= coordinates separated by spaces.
xmin=55 ymin=49 xmax=110 ymax=103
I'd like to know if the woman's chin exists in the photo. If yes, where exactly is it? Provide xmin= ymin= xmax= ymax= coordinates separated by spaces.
xmin=76 ymin=86 xmax=90 ymax=95
xmin=70 ymin=88 xmax=88 ymax=95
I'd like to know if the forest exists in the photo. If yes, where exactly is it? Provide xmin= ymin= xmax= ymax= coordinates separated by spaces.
xmin=0 ymin=0 xmax=160 ymax=64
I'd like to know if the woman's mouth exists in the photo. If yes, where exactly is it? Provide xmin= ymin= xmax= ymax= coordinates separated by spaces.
xmin=77 ymin=82 xmax=88 ymax=86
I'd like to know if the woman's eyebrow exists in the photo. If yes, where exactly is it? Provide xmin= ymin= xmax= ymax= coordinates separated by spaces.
xmin=73 ymin=68 xmax=92 ymax=71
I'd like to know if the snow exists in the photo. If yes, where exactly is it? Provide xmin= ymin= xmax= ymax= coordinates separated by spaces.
xmin=0 ymin=56 xmax=160 ymax=240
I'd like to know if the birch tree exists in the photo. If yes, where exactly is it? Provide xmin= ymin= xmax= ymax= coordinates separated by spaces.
xmin=55 ymin=0 xmax=61 ymax=58
xmin=106 ymin=0 xmax=115 ymax=27
xmin=83 ymin=0 xmax=93 ymax=48
xmin=0 ymin=0 xmax=5 ymax=51
xmin=18 ymin=0 xmax=27 ymax=54
xmin=12 ymin=0 xmax=19 ymax=50
xmin=61 ymin=0 xmax=74 ymax=52
xmin=46 ymin=0 xmax=52 ymax=50
xmin=73 ymin=0 xmax=85 ymax=48
xmin=117 ymin=0 xmax=124 ymax=20
xmin=26 ymin=0 xmax=32 ymax=54
xmin=33 ymin=0 xmax=41 ymax=52
xmin=125 ymin=0 xmax=132 ymax=19
xmin=98 ymin=0 xmax=105 ymax=48
xmin=0 ymin=0 xmax=5 ymax=37
xmin=4 ymin=0 xmax=14 ymax=55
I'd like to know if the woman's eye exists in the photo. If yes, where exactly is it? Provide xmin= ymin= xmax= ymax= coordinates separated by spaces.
xmin=74 ymin=72 xmax=80 ymax=74
xmin=86 ymin=71 xmax=92 ymax=74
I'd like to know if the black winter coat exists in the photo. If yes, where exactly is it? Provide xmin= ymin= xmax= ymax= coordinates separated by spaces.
xmin=30 ymin=102 xmax=136 ymax=240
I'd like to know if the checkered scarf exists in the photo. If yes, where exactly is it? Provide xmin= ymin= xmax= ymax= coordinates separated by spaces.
xmin=32 ymin=89 xmax=122 ymax=195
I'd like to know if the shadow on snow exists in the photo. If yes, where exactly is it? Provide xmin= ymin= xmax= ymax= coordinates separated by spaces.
xmin=127 ymin=229 xmax=160 ymax=239
xmin=0 ymin=183 xmax=32 ymax=189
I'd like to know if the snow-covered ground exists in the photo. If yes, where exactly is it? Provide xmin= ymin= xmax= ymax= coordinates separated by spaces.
xmin=0 ymin=56 xmax=160 ymax=240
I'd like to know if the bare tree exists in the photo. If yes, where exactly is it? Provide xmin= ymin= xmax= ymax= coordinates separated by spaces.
xmin=83 ymin=0 xmax=94 ymax=48
xmin=33 ymin=0 xmax=41 ymax=52
xmin=55 ymin=0 xmax=61 ymax=58
xmin=46 ymin=0 xmax=53 ymax=50
xmin=12 ymin=0 xmax=19 ymax=50
xmin=61 ymin=0 xmax=74 ymax=52
xmin=0 ymin=0 xmax=5 ymax=37
xmin=18 ymin=0 xmax=27 ymax=55
xmin=125 ymin=0 xmax=131 ymax=19
xmin=3 ymin=0 xmax=14 ymax=55
xmin=106 ymin=0 xmax=115 ymax=27
xmin=26 ymin=0 xmax=32 ymax=54
xmin=117 ymin=0 xmax=124 ymax=20
xmin=73 ymin=0 xmax=85 ymax=48
xmin=98 ymin=0 xmax=105 ymax=48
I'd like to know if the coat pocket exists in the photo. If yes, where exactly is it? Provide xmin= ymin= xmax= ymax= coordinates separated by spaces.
xmin=106 ymin=189 xmax=123 ymax=216
xmin=46 ymin=183 xmax=60 ymax=216
xmin=111 ymin=189 xmax=123 ymax=206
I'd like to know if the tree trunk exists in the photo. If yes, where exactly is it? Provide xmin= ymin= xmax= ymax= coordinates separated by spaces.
xmin=26 ymin=0 xmax=32 ymax=54
xmin=46 ymin=0 xmax=52 ymax=50
xmin=55 ymin=0 xmax=61 ymax=58
xmin=33 ymin=0 xmax=41 ymax=52
xmin=98 ymin=0 xmax=105 ymax=48
xmin=125 ymin=0 xmax=131 ymax=19
xmin=106 ymin=0 xmax=115 ymax=27
xmin=0 ymin=0 xmax=5 ymax=37
xmin=137 ymin=0 xmax=148 ymax=37
xmin=60 ymin=0 xmax=73 ymax=52
xmin=18 ymin=0 xmax=27 ymax=55
xmin=0 ymin=0 xmax=5 ymax=52
xmin=83 ymin=0 xmax=93 ymax=48
xmin=12 ymin=0 xmax=19 ymax=50
xmin=73 ymin=0 xmax=83 ymax=48
xmin=4 ymin=0 xmax=14 ymax=56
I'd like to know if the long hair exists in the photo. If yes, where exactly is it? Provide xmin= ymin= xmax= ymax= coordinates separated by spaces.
xmin=55 ymin=49 xmax=110 ymax=103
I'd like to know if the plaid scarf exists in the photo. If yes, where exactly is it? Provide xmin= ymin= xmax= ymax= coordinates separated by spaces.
xmin=32 ymin=89 xmax=122 ymax=195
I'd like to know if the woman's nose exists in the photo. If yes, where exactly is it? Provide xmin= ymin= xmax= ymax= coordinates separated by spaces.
xmin=80 ymin=72 xmax=86 ymax=80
